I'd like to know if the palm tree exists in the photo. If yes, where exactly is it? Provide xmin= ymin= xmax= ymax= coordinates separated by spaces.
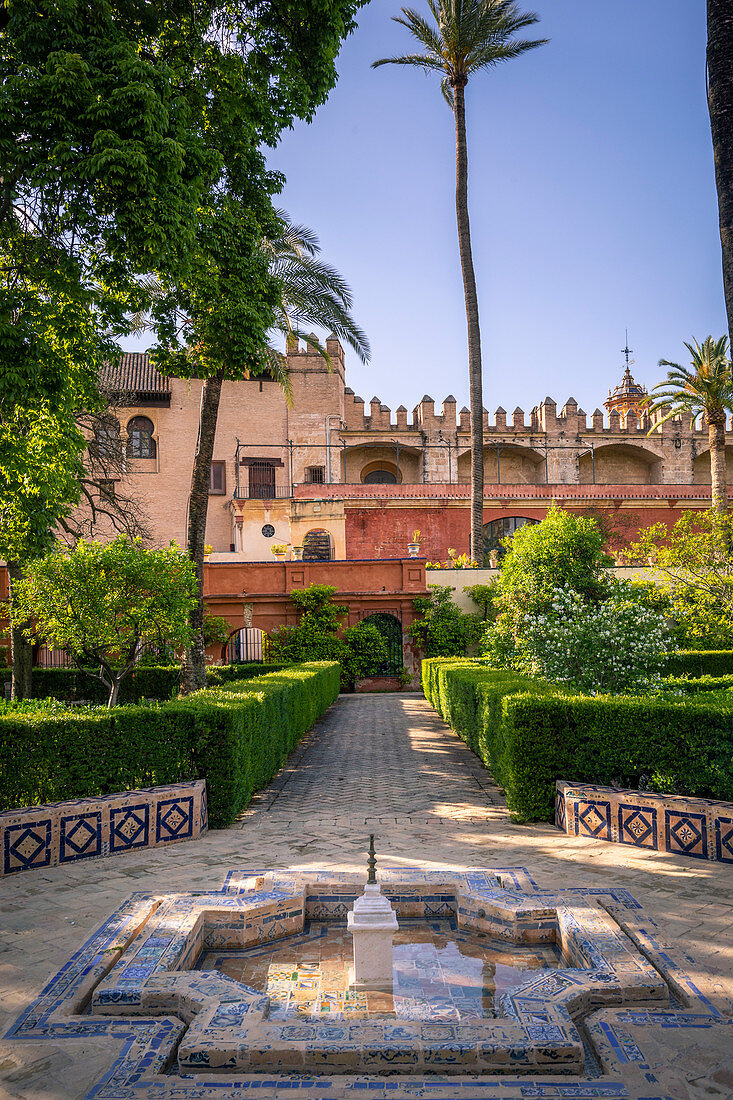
xmin=707 ymin=1 xmax=733 ymax=347
xmin=141 ymin=216 xmax=370 ymax=690
xmin=644 ymin=336 xmax=733 ymax=513
xmin=372 ymin=0 xmax=545 ymax=562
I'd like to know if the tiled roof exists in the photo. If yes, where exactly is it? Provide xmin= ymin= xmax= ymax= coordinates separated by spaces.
xmin=101 ymin=353 xmax=169 ymax=395
xmin=294 ymin=483 xmax=712 ymax=501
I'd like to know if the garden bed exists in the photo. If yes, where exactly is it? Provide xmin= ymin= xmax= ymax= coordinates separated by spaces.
xmin=0 ymin=662 xmax=340 ymax=828
xmin=422 ymin=657 xmax=733 ymax=822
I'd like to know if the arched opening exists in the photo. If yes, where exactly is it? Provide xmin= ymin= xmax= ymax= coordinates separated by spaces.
xmin=457 ymin=445 xmax=544 ymax=485
xmin=225 ymin=627 xmax=269 ymax=664
xmin=126 ymin=416 xmax=156 ymax=459
xmin=302 ymin=529 xmax=333 ymax=561
xmin=579 ymin=444 xmax=661 ymax=485
xmin=693 ymin=446 xmax=733 ymax=485
xmin=361 ymin=460 xmax=401 ymax=484
xmin=358 ymin=612 xmax=403 ymax=675
xmin=483 ymin=516 xmax=539 ymax=564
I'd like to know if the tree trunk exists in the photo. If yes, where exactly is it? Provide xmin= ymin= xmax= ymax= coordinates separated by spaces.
xmin=108 ymin=677 xmax=121 ymax=708
xmin=709 ymin=412 xmax=728 ymax=513
xmin=181 ymin=371 xmax=224 ymax=693
xmin=7 ymin=560 xmax=33 ymax=700
xmin=453 ymin=81 xmax=484 ymax=563
xmin=708 ymin=0 xmax=733 ymax=345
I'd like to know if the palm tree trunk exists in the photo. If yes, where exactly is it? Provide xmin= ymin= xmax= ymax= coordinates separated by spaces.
xmin=180 ymin=372 xmax=224 ymax=693
xmin=708 ymin=0 xmax=733 ymax=345
xmin=7 ymin=560 xmax=33 ymax=700
xmin=453 ymin=81 xmax=485 ymax=564
xmin=709 ymin=412 xmax=729 ymax=513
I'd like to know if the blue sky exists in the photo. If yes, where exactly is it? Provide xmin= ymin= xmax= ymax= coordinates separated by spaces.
xmin=267 ymin=0 xmax=725 ymax=418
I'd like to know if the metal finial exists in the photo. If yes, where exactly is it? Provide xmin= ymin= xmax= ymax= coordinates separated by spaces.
xmin=621 ymin=329 xmax=634 ymax=368
xmin=367 ymin=834 xmax=377 ymax=885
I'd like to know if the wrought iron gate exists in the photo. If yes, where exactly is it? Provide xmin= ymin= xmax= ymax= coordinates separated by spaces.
xmin=356 ymin=611 xmax=404 ymax=675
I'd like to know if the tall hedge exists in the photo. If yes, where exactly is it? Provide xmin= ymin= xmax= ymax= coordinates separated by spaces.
xmin=0 ymin=662 xmax=340 ymax=827
xmin=423 ymin=658 xmax=733 ymax=822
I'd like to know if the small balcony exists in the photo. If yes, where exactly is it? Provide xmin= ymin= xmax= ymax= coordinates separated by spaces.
xmin=233 ymin=481 xmax=293 ymax=500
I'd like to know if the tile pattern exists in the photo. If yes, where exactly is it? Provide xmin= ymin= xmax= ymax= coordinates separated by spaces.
xmin=556 ymin=780 xmax=733 ymax=864
xmin=0 ymin=780 xmax=206 ymax=876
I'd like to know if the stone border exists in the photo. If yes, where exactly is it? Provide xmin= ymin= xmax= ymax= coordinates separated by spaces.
xmin=5 ymin=865 xmax=733 ymax=1098
xmin=556 ymin=780 xmax=733 ymax=863
xmin=0 ymin=780 xmax=207 ymax=876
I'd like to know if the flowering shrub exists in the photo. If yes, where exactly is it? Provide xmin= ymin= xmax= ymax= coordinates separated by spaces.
xmin=482 ymin=581 xmax=670 ymax=695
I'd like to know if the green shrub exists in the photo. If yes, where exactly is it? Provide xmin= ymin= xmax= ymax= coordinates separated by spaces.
xmin=206 ymin=662 xmax=291 ymax=685
xmin=423 ymin=657 xmax=733 ymax=822
xmin=12 ymin=665 xmax=183 ymax=704
xmin=0 ymin=662 xmax=340 ymax=826
xmin=665 ymin=650 xmax=733 ymax=677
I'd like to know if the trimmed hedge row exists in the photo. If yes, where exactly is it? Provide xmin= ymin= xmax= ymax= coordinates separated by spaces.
xmin=665 ymin=650 xmax=733 ymax=677
xmin=423 ymin=658 xmax=733 ymax=822
xmin=0 ymin=662 xmax=291 ymax=703
xmin=0 ymin=662 xmax=339 ymax=827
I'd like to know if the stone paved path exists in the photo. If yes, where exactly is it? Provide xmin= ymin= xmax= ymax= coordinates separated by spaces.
xmin=1 ymin=693 xmax=733 ymax=1100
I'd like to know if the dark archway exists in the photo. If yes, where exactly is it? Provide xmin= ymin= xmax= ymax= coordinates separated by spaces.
xmin=302 ymin=529 xmax=333 ymax=561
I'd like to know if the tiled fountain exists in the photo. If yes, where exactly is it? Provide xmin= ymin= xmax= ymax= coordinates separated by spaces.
xmin=5 ymin=863 xmax=733 ymax=1099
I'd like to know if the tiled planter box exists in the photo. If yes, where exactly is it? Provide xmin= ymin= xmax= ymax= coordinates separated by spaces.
xmin=556 ymin=780 xmax=733 ymax=863
xmin=0 ymin=780 xmax=207 ymax=877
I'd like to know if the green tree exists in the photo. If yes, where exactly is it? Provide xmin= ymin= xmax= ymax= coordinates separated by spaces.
xmin=409 ymin=584 xmax=480 ymax=656
xmin=644 ymin=337 xmax=733 ymax=513
xmin=625 ymin=509 xmax=733 ymax=649
xmin=373 ymin=0 xmax=546 ymax=562
xmin=12 ymin=537 xmax=198 ymax=706
xmin=497 ymin=504 xmax=609 ymax=620
xmin=707 ymin=2 xmax=733 ymax=347
xmin=152 ymin=216 xmax=369 ymax=692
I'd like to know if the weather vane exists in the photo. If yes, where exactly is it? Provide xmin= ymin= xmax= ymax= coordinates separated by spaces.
xmin=621 ymin=329 xmax=634 ymax=368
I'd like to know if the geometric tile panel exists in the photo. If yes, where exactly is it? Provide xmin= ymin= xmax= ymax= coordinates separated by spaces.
xmin=617 ymin=803 xmax=657 ymax=849
xmin=59 ymin=811 xmax=102 ymax=862
xmin=3 ymin=818 xmax=52 ymax=875
xmin=556 ymin=780 xmax=733 ymax=865
xmin=0 ymin=780 xmax=206 ymax=877
xmin=664 ymin=809 xmax=708 ymax=860
xmin=715 ymin=815 xmax=733 ymax=863
xmin=110 ymin=803 xmax=150 ymax=853
xmin=574 ymin=799 xmax=612 ymax=840
xmin=156 ymin=797 xmax=194 ymax=844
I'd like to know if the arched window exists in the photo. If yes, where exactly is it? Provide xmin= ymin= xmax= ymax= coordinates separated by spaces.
xmin=482 ymin=517 xmax=539 ymax=564
xmin=126 ymin=416 xmax=156 ymax=459
xmin=302 ymin=529 xmax=333 ymax=561
xmin=361 ymin=460 xmax=400 ymax=484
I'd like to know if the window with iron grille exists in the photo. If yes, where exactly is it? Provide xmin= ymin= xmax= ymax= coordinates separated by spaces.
xmin=126 ymin=416 xmax=156 ymax=459
xmin=210 ymin=460 xmax=226 ymax=495
xmin=305 ymin=465 xmax=325 ymax=484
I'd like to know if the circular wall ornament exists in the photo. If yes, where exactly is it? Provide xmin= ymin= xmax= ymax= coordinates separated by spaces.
xmin=261 ymin=523 xmax=275 ymax=538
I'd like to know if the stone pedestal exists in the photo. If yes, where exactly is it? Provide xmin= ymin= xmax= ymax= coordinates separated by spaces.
xmin=347 ymin=883 xmax=398 ymax=989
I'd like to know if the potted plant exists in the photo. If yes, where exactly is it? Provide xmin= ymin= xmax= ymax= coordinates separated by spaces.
xmin=271 ymin=543 xmax=287 ymax=561
xmin=488 ymin=549 xmax=500 ymax=569
xmin=407 ymin=529 xmax=422 ymax=557
xmin=292 ymin=545 xmax=304 ymax=561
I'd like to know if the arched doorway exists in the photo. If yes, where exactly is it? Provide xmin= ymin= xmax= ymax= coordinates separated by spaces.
xmin=482 ymin=517 xmax=539 ymax=564
xmin=358 ymin=612 xmax=403 ymax=675
xmin=302 ymin=529 xmax=333 ymax=561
